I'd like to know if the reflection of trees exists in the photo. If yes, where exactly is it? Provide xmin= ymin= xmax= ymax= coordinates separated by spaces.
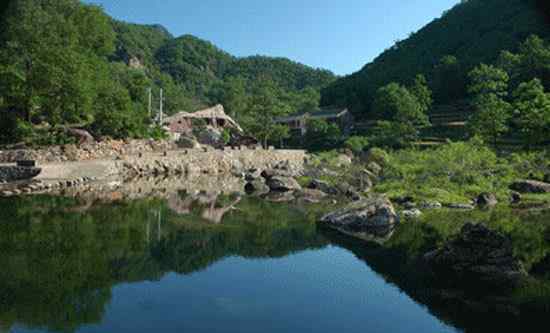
xmin=0 ymin=195 xmax=328 ymax=333
xmin=322 ymin=213 xmax=550 ymax=333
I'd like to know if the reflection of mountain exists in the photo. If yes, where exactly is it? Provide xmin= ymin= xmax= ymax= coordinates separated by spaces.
xmin=0 ymin=195 xmax=328 ymax=333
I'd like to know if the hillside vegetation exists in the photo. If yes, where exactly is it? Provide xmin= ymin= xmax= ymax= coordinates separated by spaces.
xmin=0 ymin=0 xmax=336 ymax=145
xmin=321 ymin=0 xmax=550 ymax=117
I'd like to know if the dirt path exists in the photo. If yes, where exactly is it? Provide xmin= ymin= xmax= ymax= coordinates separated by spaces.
xmin=35 ymin=160 xmax=119 ymax=182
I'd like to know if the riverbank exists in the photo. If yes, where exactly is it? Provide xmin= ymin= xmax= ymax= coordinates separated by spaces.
xmin=0 ymin=139 xmax=307 ymax=197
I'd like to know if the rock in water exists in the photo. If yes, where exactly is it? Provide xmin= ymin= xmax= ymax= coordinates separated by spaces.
xmin=262 ymin=191 xmax=295 ymax=203
xmin=476 ymin=192 xmax=498 ymax=208
xmin=245 ymin=180 xmax=270 ymax=195
xmin=402 ymin=209 xmax=422 ymax=219
xmin=424 ymin=223 xmax=527 ymax=286
xmin=320 ymin=197 xmax=399 ymax=242
xmin=295 ymin=188 xmax=327 ymax=203
xmin=308 ymin=179 xmax=339 ymax=195
xmin=510 ymin=180 xmax=550 ymax=193
xmin=266 ymin=176 xmax=302 ymax=192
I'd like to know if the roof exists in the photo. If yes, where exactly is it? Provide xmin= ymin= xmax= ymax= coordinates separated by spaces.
xmin=276 ymin=107 xmax=349 ymax=123
xmin=164 ymin=104 xmax=243 ymax=132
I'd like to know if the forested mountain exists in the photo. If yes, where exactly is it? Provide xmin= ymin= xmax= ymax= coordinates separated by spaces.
xmin=112 ymin=21 xmax=173 ymax=66
xmin=0 ymin=0 xmax=336 ymax=144
xmin=321 ymin=0 xmax=550 ymax=118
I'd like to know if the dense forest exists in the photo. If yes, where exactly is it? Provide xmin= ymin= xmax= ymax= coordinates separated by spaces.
xmin=0 ymin=0 xmax=336 ymax=145
xmin=321 ymin=0 xmax=550 ymax=117
xmin=1 ymin=0 xmax=549 ymax=149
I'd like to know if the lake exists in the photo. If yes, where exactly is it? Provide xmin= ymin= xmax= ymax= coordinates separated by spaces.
xmin=0 ymin=192 xmax=548 ymax=333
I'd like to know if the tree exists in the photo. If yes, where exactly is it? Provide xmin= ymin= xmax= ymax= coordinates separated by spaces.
xmin=241 ymin=78 xmax=291 ymax=148
xmin=468 ymin=64 xmax=510 ymax=97
xmin=91 ymin=82 xmax=148 ymax=139
xmin=408 ymin=74 xmax=433 ymax=114
xmin=304 ymin=118 xmax=341 ymax=151
xmin=371 ymin=82 xmax=430 ymax=147
xmin=512 ymin=79 xmax=550 ymax=147
xmin=221 ymin=76 xmax=249 ymax=119
xmin=467 ymin=64 xmax=511 ymax=145
xmin=432 ymin=55 xmax=467 ymax=104
xmin=344 ymin=136 xmax=370 ymax=153
xmin=0 ymin=0 xmax=115 ymax=128
xmin=498 ymin=35 xmax=550 ymax=90
xmin=468 ymin=94 xmax=511 ymax=145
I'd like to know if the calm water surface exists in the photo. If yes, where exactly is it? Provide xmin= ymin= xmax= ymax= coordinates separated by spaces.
xmin=2 ymin=192 xmax=540 ymax=333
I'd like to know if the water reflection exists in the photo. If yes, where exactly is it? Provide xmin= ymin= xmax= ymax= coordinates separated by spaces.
xmin=167 ymin=192 xmax=241 ymax=224
xmin=0 ymin=195 xmax=327 ymax=332
xmin=0 ymin=194 xmax=549 ymax=333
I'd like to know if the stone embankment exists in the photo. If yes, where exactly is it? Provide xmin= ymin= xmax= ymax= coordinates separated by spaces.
xmin=0 ymin=140 xmax=307 ymax=197
xmin=121 ymin=147 xmax=306 ymax=178
xmin=0 ymin=139 xmax=177 ymax=163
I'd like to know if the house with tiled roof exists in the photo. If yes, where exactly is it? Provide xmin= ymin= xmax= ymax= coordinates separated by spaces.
xmin=275 ymin=107 xmax=353 ymax=136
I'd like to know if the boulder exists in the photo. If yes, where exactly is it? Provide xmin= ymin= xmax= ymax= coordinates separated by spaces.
xmin=424 ymin=223 xmax=527 ymax=286
xmin=360 ymin=169 xmax=378 ymax=183
xmin=295 ymin=188 xmax=327 ymax=203
xmin=402 ymin=209 xmax=422 ymax=219
xmin=245 ymin=168 xmax=262 ymax=181
xmin=510 ymin=180 xmax=550 ymax=193
xmin=0 ymin=166 xmax=42 ymax=182
xmin=245 ymin=180 xmax=270 ymax=195
xmin=366 ymin=162 xmax=383 ymax=176
xmin=476 ymin=192 xmax=498 ymax=208
xmin=336 ymin=154 xmax=352 ymax=167
xmin=319 ymin=197 xmax=399 ymax=241
xmin=261 ymin=168 xmax=294 ymax=180
xmin=419 ymin=201 xmax=442 ymax=209
xmin=510 ymin=191 xmax=522 ymax=204
xmin=308 ymin=179 xmax=339 ymax=195
xmin=446 ymin=203 xmax=475 ymax=210
xmin=266 ymin=176 xmax=302 ymax=192
xmin=345 ymin=189 xmax=363 ymax=202
xmin=262 ymin=191 xmax=295 ymax=203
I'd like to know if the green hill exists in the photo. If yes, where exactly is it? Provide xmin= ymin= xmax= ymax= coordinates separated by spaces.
xmin=0 ymin=0 xmax=336 ymax=144
xmin=321 ymin=0 xmax=550 ymax=118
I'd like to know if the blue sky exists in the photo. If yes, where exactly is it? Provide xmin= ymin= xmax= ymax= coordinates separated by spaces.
xmin=84 ymin=0 xmax=459 ymax=75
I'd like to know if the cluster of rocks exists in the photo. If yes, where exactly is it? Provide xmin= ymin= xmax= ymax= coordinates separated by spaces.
xmin=510 ymin=179 xmax=550 ymax=194
xmin=120 ymin=149 xmax=306 ymax=179
xmin=0 ymin=176 xmax=100 ymax=197
xmin=424 ymin=223 xmax=527 ymax=286
xmin=0 ymin=165 xmax=42 ymax=183
xmin=244 ymin=161 xmax=311 ymax=203
xmin=0 ymin=139 xmax=177 ymax=163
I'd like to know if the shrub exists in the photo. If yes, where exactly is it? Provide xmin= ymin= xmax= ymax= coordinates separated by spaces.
xmin=375 ymin=140 xmax=515 ymax=203
xmin=344 ymin=136 xmax=370 ymax=153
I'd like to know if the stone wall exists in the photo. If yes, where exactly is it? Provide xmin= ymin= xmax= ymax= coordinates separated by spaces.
xmin=0 ymin=139 xmax=177 ymax=163
xmin=120 ymin=148 xmax=307 ymax=178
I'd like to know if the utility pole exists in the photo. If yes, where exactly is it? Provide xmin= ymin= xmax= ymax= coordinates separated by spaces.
xmin=159 ymin=88 xmax=164 ymax=126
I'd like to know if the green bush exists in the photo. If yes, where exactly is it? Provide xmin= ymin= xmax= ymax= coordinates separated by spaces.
xmin=375 ymin=140 xmax=515 ymax=203
xmin=344 ymin=136 xmax=370 ymax=153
